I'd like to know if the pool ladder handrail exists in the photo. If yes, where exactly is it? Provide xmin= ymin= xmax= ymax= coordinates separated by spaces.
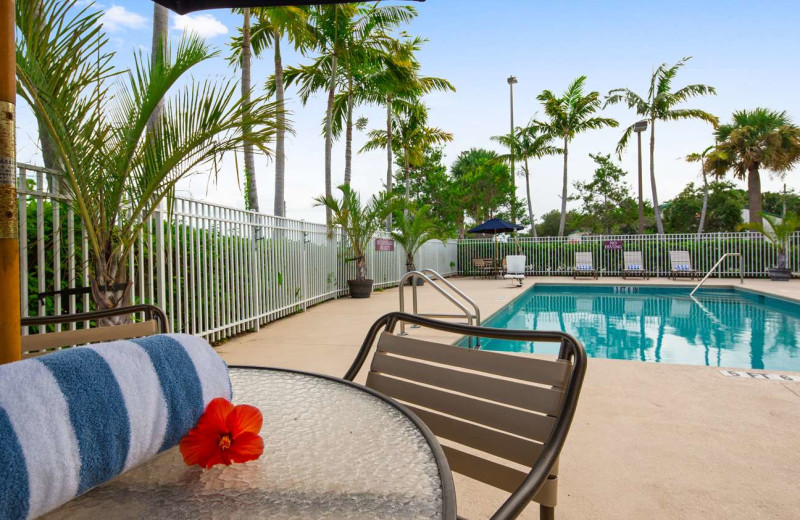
xmin=690 ymin=253 xmax=744 ymax=296
xmin=398 ymin=269 xmax=481 ymax=348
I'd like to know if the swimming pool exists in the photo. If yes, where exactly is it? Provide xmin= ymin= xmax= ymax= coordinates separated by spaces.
xmin=467 ymin=284 xmax=800 ymax=372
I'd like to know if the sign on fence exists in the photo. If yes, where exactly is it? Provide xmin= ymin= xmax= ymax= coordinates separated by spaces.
xmin=603 ymin=240 xmax=623 ymax=250
xmin=375 ymin=238 xmax=395 ymax=252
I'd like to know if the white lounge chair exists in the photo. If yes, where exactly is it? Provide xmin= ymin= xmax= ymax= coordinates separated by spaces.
xmin=503 ymin=255 xmax=526 ymax=287
xmin=573 ymin=252 xmax=598 ymax=279
xmin=622 ymin=251 xmax=649 ymax=279
xmin=669 ymin=250 xmax=699 ymax=280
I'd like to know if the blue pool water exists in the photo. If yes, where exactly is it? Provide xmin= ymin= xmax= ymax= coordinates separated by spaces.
xmin=467 ymin=285 xmax=800 ymax=372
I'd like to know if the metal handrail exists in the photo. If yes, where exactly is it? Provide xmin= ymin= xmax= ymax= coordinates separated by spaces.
xmin=416 ymin=268 xmax=481 ymax=325
xmin=690 ymin=253 xmax=744 ymax=296
xmin=398 ymin=269 xmax=481 ymax=348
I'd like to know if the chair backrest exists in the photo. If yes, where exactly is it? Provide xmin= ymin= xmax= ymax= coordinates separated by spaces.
xmin=505 ymin=255 xmax=526 ymax=275
xmin=483 ymin=258 xmax=495 ymax=268
xmin=21 ymin=305 xmax=168 ymax=358
xmin=669 ymin=250 xmax=692 ymax=269
xmin=472 ymin=258 xmax=486 ymax=268
xmin=365 ymin=331 xmax=578 ymax=510
xmin=575 ymin=252 xmax=593 ymax=268
xmin=623 ymin=251 xmax=644 ymax=269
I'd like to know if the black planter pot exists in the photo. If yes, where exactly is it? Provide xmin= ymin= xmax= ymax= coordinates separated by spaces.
xmin=348 ymin=279 xmax=374 ymax=298
xmin=769 ymin=267 xmax=791 ymax=281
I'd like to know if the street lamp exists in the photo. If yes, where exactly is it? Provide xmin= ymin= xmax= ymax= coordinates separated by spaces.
xmin=507 ymin=76 xmax=517 ymax=227
xmin=633 ymin=120 xmax=648 ymax=234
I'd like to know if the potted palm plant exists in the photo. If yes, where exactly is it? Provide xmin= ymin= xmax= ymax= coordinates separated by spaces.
xmin=740 ymin=212 xmax=800 ymax=281
xmin=315 ymin=185 xmax=391 ymax=298
xmin=391 ymin=204 xmax=445 ymax=285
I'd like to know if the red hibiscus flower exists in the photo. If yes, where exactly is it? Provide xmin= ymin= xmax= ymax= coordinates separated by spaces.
xmin=180 ymin=397 xmax=264 ymax=468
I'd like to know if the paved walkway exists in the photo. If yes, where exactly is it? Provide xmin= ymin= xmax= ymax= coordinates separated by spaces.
xmin=219 ymin=277 xmax=800 ymax=519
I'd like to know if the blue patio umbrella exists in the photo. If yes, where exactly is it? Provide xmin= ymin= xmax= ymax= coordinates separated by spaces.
xmin=467 ymin=218 xmax=523 ymax=263
xmin=467 ymin=218 xmax=524 ymax=235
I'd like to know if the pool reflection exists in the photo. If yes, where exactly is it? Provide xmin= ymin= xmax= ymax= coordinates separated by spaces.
xmin=476 ymin=289 xmax=800 ymax=371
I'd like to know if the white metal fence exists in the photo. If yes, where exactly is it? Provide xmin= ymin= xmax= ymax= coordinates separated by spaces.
xmin=457 ymin=233 xmax=800 ymax=278
xmin=17 ymin=164 xmax=457 ymax=342
xmin=18 ymin=162 xmax=800 ymax=344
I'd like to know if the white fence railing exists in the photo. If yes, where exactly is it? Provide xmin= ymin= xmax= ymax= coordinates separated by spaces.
xmin=17 ymin=164 xmax=457 ymax=343
xmin=457 ymin=233 xmax=800 ymax=278
xmin=18 ymin=162 xmax=799 ymax=344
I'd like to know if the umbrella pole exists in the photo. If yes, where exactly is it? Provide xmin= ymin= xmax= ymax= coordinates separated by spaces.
xmin=0 ymin=0 xmax=21 ymax=364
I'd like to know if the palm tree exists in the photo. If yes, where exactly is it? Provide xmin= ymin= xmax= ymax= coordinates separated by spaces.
xmin=17 ymin=0 xmax=281 ymax=317
xmin=705 ymin=109 xmax=800 ymax=226
xmin=336 ymin=6 xmax=416 ymax=186
xmin=606 ymin=57 xmax=717 ymax=234
xmin=358 ymin=36 xmax=454 ymax=230
xmin=232 ymin=6 xmax=313 ymax=216
xmin=360 ymin=101 xmax=453 ymax=206
xmin=313 ymin=185 xmax=392 ymax=282
xmin=685 ymin=145 xmax=714 ymax=235
xmin=280 ymin=4 xmax=412 ymax=224
xmin=147 ymin=3 xmax=169 ymax=134
xmin=492 ymin=122 xmax=561 ymax=237
xmin=740 ymin=212 xmax=800 ymax=272
xmin=390 ymin=203 xmax=444 ymax=276
xmin=537 ymin=76 xmax=618 ymax=236
xmin=240 ymin=8 xmax=259 ymax=211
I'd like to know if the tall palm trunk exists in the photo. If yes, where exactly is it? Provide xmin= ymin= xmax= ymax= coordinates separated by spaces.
xmin=747 ymin=165 xmax=763 ymax=226
xmin=403 ymin=147 xmax=411 ymax=215
xmin=273 ymin=29 xmax=285 ymax=217
xmin=324 ymin=53 xmax=338 ymax=225
xmin=558 ymin=137 xmax=569 ymax=237
xmin=33 ymin=0 xmax=58 ymax=180
xmin=385 ymin=98 xmax=393 ymax=231
xmin=343 ymin=74 xmax=354 ymax=185
xmin=241 ymin=9 xmax=259 ymax=212
xmin=524 ymin=158 xmax=536 ymax=237
xmin=698 ymin=169 xmax=709 ymax=235
xmin=650 ymin=119 xmax=665 ymax=234
xmin=147 ymin=4 xmax=169 ymax=134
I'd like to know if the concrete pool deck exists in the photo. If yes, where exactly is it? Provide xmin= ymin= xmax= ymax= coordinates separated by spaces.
xmin=218 ymin=277 xmax=800 ymax=519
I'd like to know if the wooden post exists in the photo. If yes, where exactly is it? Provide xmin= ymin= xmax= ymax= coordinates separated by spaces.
xmin=0 ymin=0 xmax=21 ymax=364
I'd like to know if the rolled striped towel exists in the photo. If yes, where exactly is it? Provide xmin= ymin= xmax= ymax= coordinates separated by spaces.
xmin=0 ymin=334 xmax=231 ymax=520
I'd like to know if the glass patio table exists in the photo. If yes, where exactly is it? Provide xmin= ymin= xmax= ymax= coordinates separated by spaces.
xmin=44 ymin=367 xmax=456 ymax=520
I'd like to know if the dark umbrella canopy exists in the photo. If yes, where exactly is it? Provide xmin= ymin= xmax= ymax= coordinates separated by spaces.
xmin=467 ymin=218 xmax=524 ymax=235
xmin=155 ymin=0 xmax=421 ymax=15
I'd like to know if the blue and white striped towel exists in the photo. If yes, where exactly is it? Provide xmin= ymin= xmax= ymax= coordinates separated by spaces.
xmin=0 ymin=334 xmax=231 ymax=520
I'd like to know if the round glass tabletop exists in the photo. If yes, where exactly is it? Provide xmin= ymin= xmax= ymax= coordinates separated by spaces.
xmin=44 ymin=367 xmax=454 ymax=519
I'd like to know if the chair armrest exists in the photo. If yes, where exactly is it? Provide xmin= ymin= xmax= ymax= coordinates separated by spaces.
xmin=22 ymin=304 xmax=169 ymax=334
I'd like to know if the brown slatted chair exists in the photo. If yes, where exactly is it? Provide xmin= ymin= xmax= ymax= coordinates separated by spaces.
xmin=344 ymin=312 xmax=587 ymax=520
xmin=21 ymin=304 xmax=169 ymax=358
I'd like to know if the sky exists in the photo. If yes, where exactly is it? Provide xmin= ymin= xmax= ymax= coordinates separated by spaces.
xmin=15 ymin=0 xmax=800 ymax=225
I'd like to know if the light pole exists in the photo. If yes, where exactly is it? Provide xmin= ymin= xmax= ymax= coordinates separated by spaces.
xmin=633 ymin=120 xmax=648 ymax=234
xmin=507 ymin=76 xmax=517 ymax=225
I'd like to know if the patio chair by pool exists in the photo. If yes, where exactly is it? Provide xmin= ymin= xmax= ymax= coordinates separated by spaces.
xmin=573 ymin=252 xmax=598 ymax=279
xmin=345 ymin=312 xmax=587 ymax=520
xmin=472 ymin=258 xmax=489 ymax=278
xmin=20 ymin=304 xmax=168 ymax=357
xmin=504 ymin=255 xmax=527 ymax=287
xmin=622 ymin=251 xmax=649 ymax=279
xmin=669 ymin=250 xmax=699 ymax=280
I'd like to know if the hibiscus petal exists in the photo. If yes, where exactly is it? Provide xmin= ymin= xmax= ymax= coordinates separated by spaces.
xmin=226 ymin=404 xmax=263 ymax=436
xmin=227 ymin=431 xmax=264 ymax=464
xmin=180 ymin=428 xmax=221 ymax=467
xmin=196 ymin=397 xmax=234 ymax=433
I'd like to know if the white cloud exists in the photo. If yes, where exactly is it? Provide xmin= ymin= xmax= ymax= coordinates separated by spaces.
xmin=102 ymin=5 xmax=147 ymax=32
xmin=172 ymin=14 xmax=229 ymax=39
